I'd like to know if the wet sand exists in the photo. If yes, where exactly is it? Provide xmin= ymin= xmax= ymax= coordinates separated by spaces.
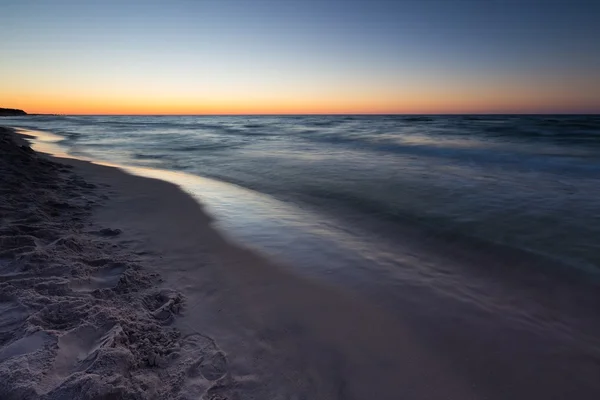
xmin=2 ymin=126 xmax=600 ymax=399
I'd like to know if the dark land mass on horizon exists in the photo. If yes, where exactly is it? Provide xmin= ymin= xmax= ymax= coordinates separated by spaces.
xmin=0 ymin=108 xmax=27 ymax=116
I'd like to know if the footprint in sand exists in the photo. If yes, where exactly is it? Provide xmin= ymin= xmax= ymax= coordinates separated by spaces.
xmin=39 ymin=324 xmax=129 ymax=394
xmin=198 ymin=351 xmax=228 ymax=381
xmin=70 ymin=264 xmax=127 ymax=292
xmin=174 ymin=333 xmax=230 ymax=399
xmin=0 ymin=331 xmax=54 ymax=363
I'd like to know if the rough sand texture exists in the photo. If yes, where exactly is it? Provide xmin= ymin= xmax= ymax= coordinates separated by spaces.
xmin=0 ymin=127 xmax=226 ymax=399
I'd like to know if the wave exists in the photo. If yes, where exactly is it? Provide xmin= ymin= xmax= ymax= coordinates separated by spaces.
xmin=9 ymin=114 xmax=600 ymax=274
xmin=169 ymin=142 xmax=242 ymax=151
xmin=132 ymin=153 xmax=169 ymax=160
xmin=400 ymin=116 xmax=435 ymax=123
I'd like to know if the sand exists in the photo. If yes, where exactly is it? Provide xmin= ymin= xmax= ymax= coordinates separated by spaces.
xmin=3 ymin=125 xmax=600 ymax=399
xmin=1 ymin=125 xmax=477 ymax=399
xmin=0 ymin=127 xmax=213 ymax=399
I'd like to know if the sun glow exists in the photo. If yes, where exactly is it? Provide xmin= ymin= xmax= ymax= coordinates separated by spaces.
xmin=2 ymin=0 xmax=598 ymax=115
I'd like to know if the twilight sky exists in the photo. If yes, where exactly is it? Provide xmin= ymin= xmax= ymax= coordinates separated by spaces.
xmin=2 ymin=0 xmax=599 ymax=114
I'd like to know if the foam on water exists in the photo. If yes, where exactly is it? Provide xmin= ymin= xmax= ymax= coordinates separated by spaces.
xmin=5 ymin=115 xmax=600 ymax=273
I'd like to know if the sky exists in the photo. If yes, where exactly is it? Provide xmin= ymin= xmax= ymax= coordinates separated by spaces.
xmin=1 ymin=0 xmax=599 ymax=114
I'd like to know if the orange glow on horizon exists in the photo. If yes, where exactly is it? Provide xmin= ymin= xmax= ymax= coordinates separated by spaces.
xmin=3 ymin=72 xmax=599 ymax=115
xmin=4 ymin=91 xmax=599 ymax=115
xmin=3 ymin=56 xmax=598 ymax=115
xmin=2 ymin=1 xmax=599 ymax=117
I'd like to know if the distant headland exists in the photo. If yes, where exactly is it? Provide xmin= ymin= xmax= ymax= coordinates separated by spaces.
xmin=0 ymin=108 xmax=27 ymax=116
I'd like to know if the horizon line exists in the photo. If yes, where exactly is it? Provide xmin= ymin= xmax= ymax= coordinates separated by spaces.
xmin=18 ymin=112 xmax=600 ymax=116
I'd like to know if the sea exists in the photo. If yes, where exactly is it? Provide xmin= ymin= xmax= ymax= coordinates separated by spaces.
xmin=4 ymin=114 xmax=600 ymax=336
xmin=4 ymin=113 xmax=600 ymax=397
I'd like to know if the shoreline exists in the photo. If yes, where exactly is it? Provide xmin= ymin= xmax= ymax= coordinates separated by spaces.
xmin=3 ymin=126 xmax=600 ymax=398
xmin=0 ymin=126 xmax=481 ymax=399
xmin=6 ymin=119 xmax=600 ymax=277
xmin=6 ymin=127 xmax=476 ymax=398
xmin=0 ymin=126 xmax=206 ymax=398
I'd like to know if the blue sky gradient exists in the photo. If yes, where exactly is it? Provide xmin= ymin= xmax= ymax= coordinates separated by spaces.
xmin=2 ymin=0 xmax=599 ymax=113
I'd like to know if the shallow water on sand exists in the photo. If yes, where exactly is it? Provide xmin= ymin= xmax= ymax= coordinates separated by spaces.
xmin=6 ymin=114 xmax=600 ymax=274
xmin=12 ymin=120 xmax=600 ymax=344
xmin=9 ymin=120 xmax=600 ymax=398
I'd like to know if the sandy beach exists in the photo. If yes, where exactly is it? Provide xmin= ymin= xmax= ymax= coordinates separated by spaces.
xmin=0 ymin=126 xmax=475 ymax=399
xmin=2 ymin=125 xmax=600 ymax=400
xmin=0 ymin=126 xmax=466 ymax=399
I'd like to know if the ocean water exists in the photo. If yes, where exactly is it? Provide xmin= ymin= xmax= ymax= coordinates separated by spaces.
xmin=5 ymin=115 xmax=600 ymax=274
xmin=5 ymin=115 xmax=600 ymax=397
